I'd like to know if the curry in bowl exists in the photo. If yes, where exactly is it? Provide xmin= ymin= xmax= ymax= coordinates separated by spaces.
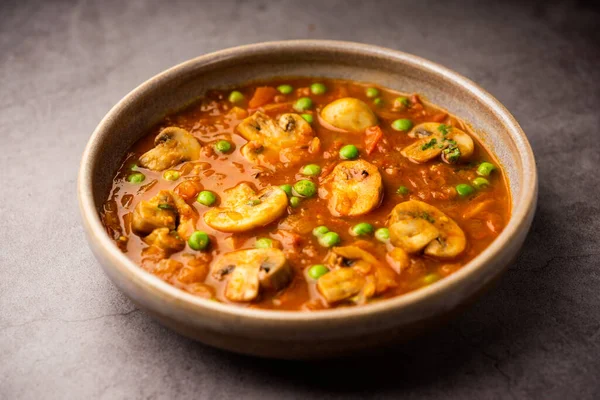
xmin=101 ymin=78 xmax=510 ymax=311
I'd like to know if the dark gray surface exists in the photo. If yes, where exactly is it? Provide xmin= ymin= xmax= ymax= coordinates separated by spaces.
xmin=1 ymin=0 xmax=599 ymax=398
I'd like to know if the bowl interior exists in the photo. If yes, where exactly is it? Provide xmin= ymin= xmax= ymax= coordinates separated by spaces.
xmin=89 ymin=42 xmax=525 ymax=213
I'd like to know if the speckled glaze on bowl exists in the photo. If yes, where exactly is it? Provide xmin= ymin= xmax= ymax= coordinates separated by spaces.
xmin=78 ymin=40 xmax=537 ymax=359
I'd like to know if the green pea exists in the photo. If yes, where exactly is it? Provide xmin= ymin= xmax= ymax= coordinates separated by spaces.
xmin=456 ymin=183 xmax=475 ymax=197
xmin=255 ymin=238 xmax=274 ymax=249
xmin=127 ymin=172 xmax=145 ymax=184
xmin=351 ymin=222 xmax=374 ymax=236
xmin=228 ymin=90 xmax=244 ymax=103
xmin=318 ymin=232 xmax=340 ymax=248
xmin=301 ymin=113 xmax=313 ymax=124
xmin=277 ymin=84 xmax=293 ymax=94
xmin=423 ymin=273 xmax=440 ymax=285
xmin=293 ymin=97 xmax=313 ymax=112
xmin=215 ymin=140 xmax=232 ymax=153
xmin=289 ymin=196 xmax=301 ymax=207
xmin=293 ymin=179 xmax=317 ymax=197
xmin=310 ymin=83 xmax=327 ymax=95
xmin=188 ymin=231 xmax=210 ymax=251
xmin=373 ymin=97 xmax=383 ymax=106
xmin=301 ymin=164 xmax=321 ymax=176
xmin=395 ymin=97 xmax=410 ymax=107
xmin=391 ymin=118 xmax=413 ymax=131
xmin=162 ymin=170 xmax=180 ymax=181
xmin=472 ymin=177 xmax=490 ymax=189
xmin=197 ymin=190 xmax=217 ymax=206
xmin=130 ymin=163 xmax=139 ymax=171
xmin=339 ymin=144 xmax=359 ymax=160
xmin=375 ymin=228 xmax=390 ymax=242
xmin=477 ymin=162 xmax=496 ymax=176
xmin=366 ymin=87 xmax=379 ymax=98
xmin=313 ymin=226 xmax=330 ymax=237
xmin=280 ymin=184 xmax=293 ymax=197
xmin=308 ymin=264 xmax=329 ymax=280
xmin=397 ymin=185 xmax=410 ymax=195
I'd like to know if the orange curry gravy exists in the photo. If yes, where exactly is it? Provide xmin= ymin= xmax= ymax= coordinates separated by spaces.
xmin=101 ymin=78 xmax=511 ymax=311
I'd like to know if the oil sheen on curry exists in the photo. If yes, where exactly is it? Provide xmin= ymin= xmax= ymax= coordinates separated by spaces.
xmin=101 ymin=78 xmax=510 ymax=311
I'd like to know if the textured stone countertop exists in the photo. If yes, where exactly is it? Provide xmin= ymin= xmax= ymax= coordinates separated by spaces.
xmin=1 ymin=0 xmax=599 ymax=398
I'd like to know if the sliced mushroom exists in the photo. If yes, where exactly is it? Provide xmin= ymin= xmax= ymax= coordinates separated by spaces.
xmin=320 ymin=98 xmax=377 ymax=133
xmin=319 ymin=245 xmax=398 ymax=303
xmin=212 ymin=248 xmax=292 ymax=302
xmin=225 ymin=263 xmax=261 ymax=302
xmin=143 ymin=227 xmax=185 ymax=254
xmin=256 ymin=250 xmax=293 ymax=291
xmin=132 ymin=190 xmax=197 ymax=239
xmin=132 ymin=190 xmax=177 ymax=235
xmin=401 ymin=123 xmax=474 ymax=164
xmin=204 ymin=184 xmax=288 ymax=233
xmin=389 ymin=200 xmax=466 ymax=258
xmin=325 ymin=245 xmax=379 ymax=274
xmin=442 ymin=130 xmax=474 ymax=164
xmin=320 ymin=160 xmax=383 ymax=217
xmin=237 ymin=112 xmax=315 ymax=166
xmin=139 ymin=127 xmax=201 ymax=171
xmin=317 ymin=268 xmax=365 ymax=303
xmin=388 ymin=218 xmax=440 ymax=254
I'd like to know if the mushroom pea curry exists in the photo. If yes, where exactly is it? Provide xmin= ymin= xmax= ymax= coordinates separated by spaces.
xmin=101 ymin=78 xmax=510 ymax=311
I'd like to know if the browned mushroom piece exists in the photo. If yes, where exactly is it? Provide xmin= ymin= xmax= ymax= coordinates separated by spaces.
xmin=139 ymin=127 xmax=201 ymax=171
xmin=204 ymin=184 xmax=288 ymax=233
xmin=320 ymin=160 xmax=383 ymax=217
xmin=212 ymin=248 xmax=292 ymax=302
xmin=401 ymin=123 xmax=474 ymax=164
xmin=389 ymin=200 xmax=466 ymax=258
xmin=237 ymin=112 xmax=315 ymax=166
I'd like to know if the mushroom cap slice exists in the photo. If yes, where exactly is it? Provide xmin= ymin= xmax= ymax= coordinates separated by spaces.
xmin=212 ymin=248 xmax=291 ymax=302
xmin=320 ymin=98 xmax=377 ymax=133
xmin=326 ymin=245 xmax=379 ymax=274
xmin=204 ymin=184 xmax=288 ymax=233
xmin=320 ymin=160 xmax=383 ymax=217
xmin=389 ymin=200 xmax=466 ymax=258
xmin=317 ymin=268 xmax=365 ymax=303
xmin=401 ymin=123 xmax=473 ymax=164
xmin=323 ymin=245 xmax=398 ymax=300
xmin=257 ymin=250 xmax=293 ymax=291
xmin=237 ymin=112 xmax=313 ymax=148
xmin=132 ymin=190 xmax=177 ymax=235
xmin=132 ymin=190 xmax=198 ymax=239
xmin=236 ymin=112 xmax=314 ymax=166
xmin=389 ymin=219 xmax=440 ymax=254
xmin=139 ymin=127 xmax=201 ymax=171
xmin=225 ymin=263 xmax=261 ymax=302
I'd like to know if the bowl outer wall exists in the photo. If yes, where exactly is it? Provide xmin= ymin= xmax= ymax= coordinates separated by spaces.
xmin=78 ymin=40 xmax=537 ymax=356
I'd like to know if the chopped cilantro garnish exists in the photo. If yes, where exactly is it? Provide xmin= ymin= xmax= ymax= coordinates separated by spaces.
xmin=437 ymin=124 xmax=452 ymax=135
xmin=421 ymin=138 xmax=438 ymax=151
xmin=443 ymin=146 xmax=461 ymax=163
xmin=421 ymin=212 xmax=435 ymax=224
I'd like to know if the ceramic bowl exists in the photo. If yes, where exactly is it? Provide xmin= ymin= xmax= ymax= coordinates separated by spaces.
xmin=78 ymin=40 xmax=537 ymax=359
